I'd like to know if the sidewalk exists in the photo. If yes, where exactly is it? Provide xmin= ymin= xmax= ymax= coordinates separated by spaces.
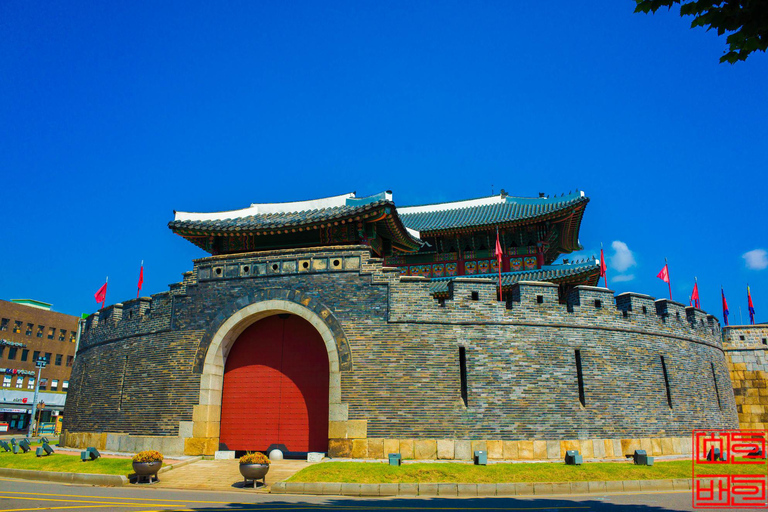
xmin=153 ymin=459 xmax=316 ymax=492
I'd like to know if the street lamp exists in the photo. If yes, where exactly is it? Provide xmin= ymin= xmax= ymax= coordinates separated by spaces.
xmin=27 ymin=356 xmax=47 ymax=438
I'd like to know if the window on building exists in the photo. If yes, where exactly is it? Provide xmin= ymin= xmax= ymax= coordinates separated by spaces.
xmin=58 ymin=329 xmax=66 ymax=341
xmin=66 ymin=355 xmax=74 ymax=367
xmin=7 ymin=348 xmax=17 ymax=360
xmin=27 ymin=378 xmax=35 ymax=390
xmin=0 ymin=346 xmax=5 ymax=358
xmin=70 ymin=331 xmax=77 ymax=343
xmin=575 ymin=350 xmax=586 ymax=406
xmin=38 ymin=378 xmax=47 ymax=390
xmin=62 ymin=380 xmax=69 ymax=390
xmin=711 ymin=363 xmax=722 ymax=409
xmin=51 ymin=379 xmax=58 ymax=391
xmin=36 ymin=325 xmax=44 ymax=338
xmin=0 ymin=318 xmax=8 ymax=331
xmin=15 ymin=377 xmax=23 ymax=389
xmin=661 ymin=356 xmax=673 ymax=408
xmin=47 ymin=327 xmax=55 ymax=339
xmin=32 ymin=351 xmax=40 ymax=362
xmin=44 ymin=352 xmax=51 ymax=364
xmin=459 ymin=346 xmax=468 ymax=407
xmin=20 ymin=349 xmax=28 ymax=362
xmin=25 ymin=323 xmax=33 ymax=336
xmin=55 ymin=354 xmax=62 ymax=366
xmin=2 ymin=376 xmax=10 ymax=388
xmin=13 ymin=321 xmax=22 ymax=333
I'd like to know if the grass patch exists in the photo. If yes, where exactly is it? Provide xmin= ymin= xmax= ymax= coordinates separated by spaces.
xmin=0 ymin=448 xmax=136 ymax=476
xmin=288 ymin=460 xmax=766 ymax=484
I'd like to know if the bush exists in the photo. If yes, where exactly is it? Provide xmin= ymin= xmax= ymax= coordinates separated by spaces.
xmin=239 ymin=452 xmax=270 ymax=465
xmin=132 ymin=450 xmax=163 ymax=463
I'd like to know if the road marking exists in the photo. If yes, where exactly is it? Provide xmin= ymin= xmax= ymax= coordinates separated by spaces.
xmin=0 ymin=490 xmax=238 ymax=505
xmin=0 ymin=495 xmax=172 ymax=507
xmin=2 ymin=506 xmax=118 ymax=511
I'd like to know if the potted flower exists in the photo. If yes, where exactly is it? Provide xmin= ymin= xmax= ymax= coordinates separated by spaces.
xmin=239 ymin=452 xmax=270 ymax=486
xmin=132 ymin=450 xmax=163 ymax=483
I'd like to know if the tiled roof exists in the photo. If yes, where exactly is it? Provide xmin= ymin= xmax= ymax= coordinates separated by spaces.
xmin=428 ymin=260 xmax=600 ymax=294
xmin=399 ymin=191 xmax=588 ymax=234
xmin=169 ymin=199 xmax=389 ymax=233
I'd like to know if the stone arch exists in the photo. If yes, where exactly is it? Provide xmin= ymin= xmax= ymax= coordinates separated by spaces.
xmin=190 ymin=299 xmax=348 ymax=454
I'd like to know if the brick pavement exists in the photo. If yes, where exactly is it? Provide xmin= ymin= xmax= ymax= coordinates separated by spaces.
xmin=154 ymin=459 xmax=315 ymax=492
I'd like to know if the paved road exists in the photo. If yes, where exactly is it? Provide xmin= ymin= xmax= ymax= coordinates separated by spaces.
xmin=0 ymin=477 xmax=757 ymax=512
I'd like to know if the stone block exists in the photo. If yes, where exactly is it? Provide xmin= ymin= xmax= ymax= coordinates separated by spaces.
xmin=621 ymin=439 xmax=640 ymax=457
xmin=271 ymin=482 xmax=286 ymax=493
xmin=476 ymin=483 xmax=497 ymax=496
xmin=592 ymin=439 xmax=605 ymax=459
xmin=605 ymin=481 xmax=624 ymax=493
xmin=533 ymin=483 xmax=554 ymax=495
xmin=552 ymin=482 xmax=572 ymax=494
xmin=367 ymin=438 xmax=384 ymax=459
xmin=307 ymin=452 xmax=324 ymax=462
xmin=383 ymin=439 xmax=400 ymax=457
xmin=379 ymin=483 xmax=398 ymax=496
xmin=612 ymin=439 xmax=622 ymax=458
xmin=503 ymin=440 xmax=519 ymax=460
xmin=671 ymin=437 xmax=682 ymax=455
xmin=328 ymin=421 xmax=346 ymax=439
xmin=414 ymin=439 xmax=437 ymax=460
xmin=457 ymin=484 xmax=478 ymax=496
xmin=215 ymin=450 xmax=235 ymax=460
xmin=496 ymin=483 xmax=517 ymax=496
xmin=178 ymin=421 xmax=193 ymax=439
xmin=192 ymin=420 xmax=220 ymax=438
xmin=571 ymin=481 xmax=589 ymax=494
xmin=623 ymin=480 xmax=641 ymax=492
xmin=580 ymin=439 xmax=594 ymax=458
xmin=399 ymin=439 xmax=414 ymax=459
xmin=347 ymin=420 xmax=367 ymax=439
xmin=303 ymin=483 xmax=323 ymax=495
xmin=359 ymin=484 xmax=379 ymax=496
xmin=183 ymin=437 xmax=217 ymax=456
xmin=455 ymin=440 xmax=472 ymax=460
xmin=533 ymin=440 xmax=547 ymax=459
xmin=328 ymin=439 xmax=352 ymax=458
xmin=639 ymin=438 xmax=653 ymax=455
xmin=546 ymin=440 xmax=560 ymax=460
xmin=487 ymin=440 xmax=503 ymax=459
xmin=437 ymin=439 xmax=454 ymax=460
xmin=105 ymin=433 xmax=126 ymax=451
xmin=419 ymin=483 xmax=438 ymax=496
xmin=651 ymin=438 xmax=663 ymax=456
xmin=341 ymin=483 xmax=361 ymax=496
xmin=398 ymin=483 xmax=419 ymax=495
xmin=351 ymin=439 xmax=368 ymax=458
xmin=192 ymin=404 xmax=221 ymax=423
xmin=284 ymin=482 xmax=305 ymax=494
xmin=588 ymin=481 xmax=606 ymax=493
xmin=672 ymin=478 xmax=691 ymax=490
xmin=561 ymin=439 xmax=579 ymax=459
xmin=437 ymin=483 xmax=457 ymax=496
xmin=321 ymin=483 xmax=342 ymax=495
xmin=518 ymin=440 xmax=534 ymax=460
xmin=471 ymin=440 xmax=487 ymax=454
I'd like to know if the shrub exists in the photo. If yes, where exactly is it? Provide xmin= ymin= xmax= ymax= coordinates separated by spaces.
xmin=133 ymin=450 xmax=163 ymax=463
xmin=239 ymin=452 xmax=270 ymax=465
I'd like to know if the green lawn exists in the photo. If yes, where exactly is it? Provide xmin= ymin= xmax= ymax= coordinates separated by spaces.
xmin=0 ymin=447 xmax=136 ymax=476
xmin=288 ymin=460 xmax=767 ymax=484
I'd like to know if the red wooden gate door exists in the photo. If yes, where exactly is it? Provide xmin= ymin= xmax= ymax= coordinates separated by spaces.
xmin=219 ymin=314 xmax=329 ymax=452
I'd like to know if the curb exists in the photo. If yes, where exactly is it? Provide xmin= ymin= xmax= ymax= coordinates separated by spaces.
xmin=270 ymin=478 xmax=692 ymax=496
xmin=0 ymin=456 xmax=202 ymax=487
xmin=0 ymin=468 xmax=129 ymax=486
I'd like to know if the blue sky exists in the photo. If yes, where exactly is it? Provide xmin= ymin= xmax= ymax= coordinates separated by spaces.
xmin=1 ymin=1 xmax=766 ymax=323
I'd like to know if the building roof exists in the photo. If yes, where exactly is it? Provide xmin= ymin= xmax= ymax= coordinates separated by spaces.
xmin=10 ymin=299 xmax=52 ymax=311
xmin=428 ymin=259 xmax=601 ymax=295
xmin=399 ymin=191 xmax=588 ymax=237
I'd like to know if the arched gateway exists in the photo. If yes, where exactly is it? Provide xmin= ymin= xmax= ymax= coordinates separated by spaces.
xmin=220 ymin=314 xmax=329 ymax=452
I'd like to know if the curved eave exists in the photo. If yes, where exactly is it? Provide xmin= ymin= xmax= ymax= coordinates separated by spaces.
xmin=555 ymin=200 xmax=589 ymax=254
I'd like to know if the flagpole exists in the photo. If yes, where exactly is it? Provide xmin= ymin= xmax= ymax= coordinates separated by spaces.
xmin=102 ymin=276 xmax=108 ymax=309
xmin=601 ymin=242 xmax=608 ymax=288
xmin=137 ymin=260 xmax=143 ymax=298
xmin=665 ymin=257 xmax=672 ymax=300
xmin=496 ymin=227 xmax=502 ymax=302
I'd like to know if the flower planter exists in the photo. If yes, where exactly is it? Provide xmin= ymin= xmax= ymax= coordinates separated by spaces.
xmin=132 ymin=461 xmax=162 ymax=484
xmin=239 ymin=463 xmax=269 ymax=487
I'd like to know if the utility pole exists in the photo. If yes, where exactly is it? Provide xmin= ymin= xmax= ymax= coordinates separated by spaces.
xmin=27 ymin=356 xmax=47 ymax=438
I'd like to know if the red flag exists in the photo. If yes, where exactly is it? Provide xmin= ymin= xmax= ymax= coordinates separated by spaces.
xmin=691 ymin=282 xmax=700 ymax=309
xmin=599 ymin=247 xmax=607 ymax=287
xmin=495 ymin=229 xmax=503 ymax=301
xmin=656 ymin=265 xmax=670 ymax=283
xmin=137 ymin=262 xmax=144 ymax=298
xmin=94 ymin=281 xmax=107 ymax=308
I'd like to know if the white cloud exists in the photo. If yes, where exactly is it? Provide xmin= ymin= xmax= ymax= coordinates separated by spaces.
xmin=610 ymin=240 xmax=637 ymax=272
xmin=743 ymin=249 xmax=768 ymax=270
xmin=612 ymin=274 xmax=635 ymax=283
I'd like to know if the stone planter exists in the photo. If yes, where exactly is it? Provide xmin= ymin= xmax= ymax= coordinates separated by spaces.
xmin=239 ymin=463 xmax=269 ymax=487
xmin=132 ymin=461 xmax=162 ymax=483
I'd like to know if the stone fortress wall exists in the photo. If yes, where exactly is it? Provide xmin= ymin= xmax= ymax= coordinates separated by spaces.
xmin=723 ymin=325 xmax=768 ymax=430
xmin=62 ymin=246 xmax=737 ymax=458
